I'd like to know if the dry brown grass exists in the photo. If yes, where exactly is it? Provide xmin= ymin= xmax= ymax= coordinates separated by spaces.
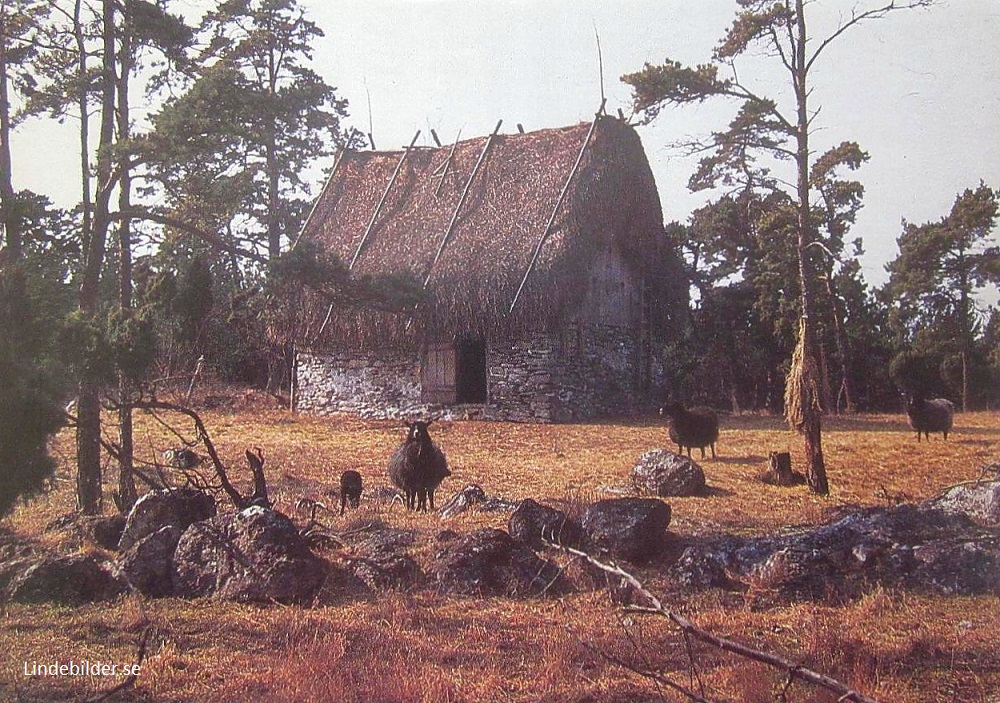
xmin=2 ymin=403 xmax=999 ymax=702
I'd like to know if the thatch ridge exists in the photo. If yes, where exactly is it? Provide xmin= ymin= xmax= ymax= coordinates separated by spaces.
xmin=298 ymin=116 xmax=673 ymax=349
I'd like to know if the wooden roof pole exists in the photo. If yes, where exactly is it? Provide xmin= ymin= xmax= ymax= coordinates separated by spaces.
xmin=291 ymin=147 xmax=350 ymax=252
xmin=349 ymin=130 xmax=421 ymax=270
xmin=433 ymin=129 xmax=462 ymax=197
xmin=508 ymin=103 xmax=605 ymax=315
xmin=423 ymin=120 xmax=503 ymax=288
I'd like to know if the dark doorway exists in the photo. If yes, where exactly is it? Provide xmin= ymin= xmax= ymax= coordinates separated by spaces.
xmin=455 ymin=338 xmax=488 ymax=403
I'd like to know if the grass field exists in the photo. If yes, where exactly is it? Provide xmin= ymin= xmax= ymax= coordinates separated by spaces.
xmin=2 ymin=400 xmax=999 ymax=702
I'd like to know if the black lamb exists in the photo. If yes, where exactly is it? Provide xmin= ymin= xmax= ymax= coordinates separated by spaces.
xmin=339 ymin=470 xmax=363 ymax=515
xmin=906 ymin=393 xmax=955 ymax=441
xmin=388 ymin=420 xmax=451 ymax=511
xmin=660 ymin=401 xmax=720 ymax=459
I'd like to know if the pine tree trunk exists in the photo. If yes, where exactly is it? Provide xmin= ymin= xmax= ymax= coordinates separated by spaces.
xmin=793 ymin=0 xmax=829 ymax=495
xmin=76 ymin=382 xmax=103 ymax=513
xmin=116 ymin=14 xmax=136 ymax=512
xmin=76 ymin=0 xmax=117 ymax=515
xmin=74 ymin=0 xmax=92 ymax=252
xmin=0 ymin=21 xmax=18 ymax=257
xmin=824 ymin=271 xmax=857 ymax=413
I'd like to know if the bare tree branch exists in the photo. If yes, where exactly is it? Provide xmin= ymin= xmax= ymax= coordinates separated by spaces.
xmin=806 ymin=1 xmax=934 ymax=75
xmin=110 ymin=207 xmax=267 ymax=265
xmin=576 ymin=637 xmax=722 ymax=703
xmin=108 ymin=398 xmax=250 ymax=509
xmin=82 ymin=626 xmax=150 ymax=703
xmin=555 ymin=543 xmax=883 ymax=703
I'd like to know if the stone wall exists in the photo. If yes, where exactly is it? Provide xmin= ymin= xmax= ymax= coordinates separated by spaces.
xmin=295 ymin=322 xmax=661 ymax=422
xmin=294 ymin=350 xmax=423 ymax=419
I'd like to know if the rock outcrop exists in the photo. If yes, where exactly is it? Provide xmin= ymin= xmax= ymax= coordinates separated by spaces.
xmin=632 ymin=450 xmax=707 ymax=497
xmin=172 ymin=507 xmax=326 ymax=604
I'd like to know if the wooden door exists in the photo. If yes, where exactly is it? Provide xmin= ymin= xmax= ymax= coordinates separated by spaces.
xmin=421 ymin=343 xmax=456 ymax=403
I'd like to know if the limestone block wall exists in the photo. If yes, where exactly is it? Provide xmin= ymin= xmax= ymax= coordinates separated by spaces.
xmin=294 ymin=350 xmax=423 ymax=419
xmin=295 ymin=323 xmax=659 ymax=422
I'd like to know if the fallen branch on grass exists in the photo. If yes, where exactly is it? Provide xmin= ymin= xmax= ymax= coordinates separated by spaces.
xmin=554 ymin=543 xmax=881 ymax=703
xmin=83 ymin=626 xmax=151 ymax=703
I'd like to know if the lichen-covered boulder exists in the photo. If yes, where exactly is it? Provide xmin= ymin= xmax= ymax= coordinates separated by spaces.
xmin=439 ymin=484 xmax=519 ymax=518
xmin=430 ymin=528 xmax=564 ymax=597
xmin=119 ymin=488 xmax=216 ymax=551
xmin=669 ymin=504 xmax=1000 ymax=598
xmin=508 ymin=498 xmax=581 ymax=550
xmin=631 ymin=449 xmax=706 ymax=497
xmin=172 ymin=507 xmax=326 ymax=604
xmin=924 ymin=480 xmax=1000 ymax=524
xmin=7 ymin=554 xmax=125 ymax=604
xmin=115 ymin=525 xmax=183 ymax=597
xmin=581 ymin=498 xmax=672 ymax=562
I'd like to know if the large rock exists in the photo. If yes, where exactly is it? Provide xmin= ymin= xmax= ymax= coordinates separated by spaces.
xmin=7 ymin=554 xmax=125 ymax=604
xmin=924 ymin=480 xmax=1000 ymax=524
xmin=119 ymin=488 xmax=216 ymax=551
xmin=0 ymin=530 xmax=39 ymax=592
xmin=45 ymin=514 xmax=127 ymax=551
xmin=430 ymin=528 xmax=565 ymax=597
xmin=508 ymin=498 xmax=581 ymax=549
xmin=669 ymin=504 xmax=1000 ymax=598
xmin=172 ymin=507 xmax=326 ymax=604
xmin=347 ymin=553 xmax=423 ymax=592
xmin=631 ymin=450 xmax=706 ymax=497
xmin=581 ymin=498 xmax=672 ymax=562
xmin=115 ymin=525 xmax=183 ymax=597
xmin=343 ymin=523 xmax=423 ymax=592
xmin=439 ymin=484 xmax=519 ymax=518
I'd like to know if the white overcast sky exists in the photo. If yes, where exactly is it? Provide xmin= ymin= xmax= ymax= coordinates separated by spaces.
xmin=12 ymin=0 xmax=1000 ymax=290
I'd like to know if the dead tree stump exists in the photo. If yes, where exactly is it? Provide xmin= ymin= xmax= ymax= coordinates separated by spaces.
xmin=761 ymin=451 xmax=806 ymax=487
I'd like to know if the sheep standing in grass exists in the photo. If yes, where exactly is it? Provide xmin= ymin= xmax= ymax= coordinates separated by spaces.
xmin=388 ymin=420 xmax=451 ymax=511
xmin=660 ymin=401 xmax=720 ymax=459
xmin=339 ymin=470 xmax=363 ymax=515
xmin=907 ymin=394 xmax=955 ymax=441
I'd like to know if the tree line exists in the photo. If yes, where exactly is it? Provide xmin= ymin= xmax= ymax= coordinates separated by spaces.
xmin=1 ymin=0 xmax=997 ymax=517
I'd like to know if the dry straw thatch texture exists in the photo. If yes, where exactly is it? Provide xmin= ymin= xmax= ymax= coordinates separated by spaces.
xmin=298 ymin=117 xmax=678 ymax=350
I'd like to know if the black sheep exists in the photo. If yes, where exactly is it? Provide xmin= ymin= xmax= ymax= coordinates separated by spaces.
xmin=660 ymin=401 xmax=720 ymax=459
xmin=906 ymin=393 xmax=955 ymax=441
xmin=388 ymin=420 xmax=450 ymax=511
xmin=339 ymin=470 xmax=363 ymax=515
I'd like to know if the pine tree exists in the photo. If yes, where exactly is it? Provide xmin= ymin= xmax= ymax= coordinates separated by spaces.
xmin=623 ymin=0 xmax=932 ymax=493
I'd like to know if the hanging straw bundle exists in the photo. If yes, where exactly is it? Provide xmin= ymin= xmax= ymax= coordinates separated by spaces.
xmin=785 ymin=317 xmax=823 ymax=432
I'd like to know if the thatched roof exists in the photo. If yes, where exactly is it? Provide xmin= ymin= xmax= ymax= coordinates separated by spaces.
xmin=297 ymin=116 xmax=679 ymax=349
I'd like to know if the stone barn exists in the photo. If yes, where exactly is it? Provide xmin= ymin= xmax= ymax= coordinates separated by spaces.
xmin=292 ymin=115 xmax=686 ymax=422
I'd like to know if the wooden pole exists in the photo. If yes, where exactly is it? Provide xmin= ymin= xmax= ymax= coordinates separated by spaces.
xmin=509 ymin=102 xmax=605 ymax=315
xmin=434 ymin=129 xmax=462 ymax=197
xmin=291 ymin=147 xmax=350 ymax=251
xmin=350 ymin=130 xmax=420 ymax=270
xmin=423 ymin=120 xmax=503 ymax=287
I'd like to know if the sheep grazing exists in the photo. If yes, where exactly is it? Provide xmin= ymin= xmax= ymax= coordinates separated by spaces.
xmin=388 ymin=420 xmax=451 ymax=512
xmin=660 ymin=401 xmax=720 ymax=459
xmin=339 ymin=470 xmax=363 ymax=515
xmin=906 ymin=394 xmax=955 ymax=442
